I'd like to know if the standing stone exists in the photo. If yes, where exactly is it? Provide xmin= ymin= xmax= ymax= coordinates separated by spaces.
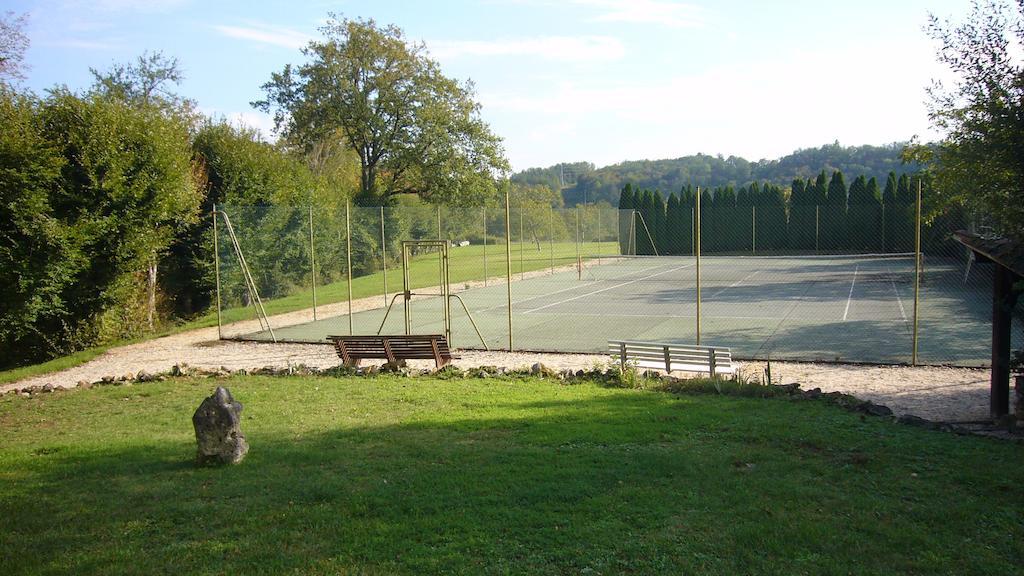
xmin=192 ymin=387 xmax=248 ymax=465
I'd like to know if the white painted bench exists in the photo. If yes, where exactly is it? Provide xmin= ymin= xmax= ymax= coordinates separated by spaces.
xmin=608 ymin=340 xmax=735 ymax=377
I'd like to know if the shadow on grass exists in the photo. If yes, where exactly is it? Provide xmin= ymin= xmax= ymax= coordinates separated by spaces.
xmin=2 ymin=383 xmax=1023 ymax=575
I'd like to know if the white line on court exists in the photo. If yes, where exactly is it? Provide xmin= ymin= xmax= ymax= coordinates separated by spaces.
xmin=843 ymin=264 xmax=859 ymax=321
xmin=475 ymin=281 xmax=598 ymax=313
xmin=523 ymin=262 xmax=696 ymax=314
xmin=883 ymin=261 xmax=910 ymax=327
xmin=708 ymin=270 xmax=761 ymax=299
xmin=521 ymin=310 xmax=785 ymax=321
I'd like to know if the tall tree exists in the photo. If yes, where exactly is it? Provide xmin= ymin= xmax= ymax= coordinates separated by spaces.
xmin=0 ymin=11 xmax=29 ymax=84
xmin=822 ymin=170 xmax=848 ymax=250
xmin=847 ymin=175 xmax=881 ymax=251
xmin=255 ymin=16 xmax=509 ymax=206
xmin=618 ymin=184 xmax=635 ymax=254
xmin=789 ymin=178 xmax=815 ymax=250
xmin=652 ymin=191 xmax=666 ymax=254
xmin=912 ymin=0 xmax=1024 ymax=240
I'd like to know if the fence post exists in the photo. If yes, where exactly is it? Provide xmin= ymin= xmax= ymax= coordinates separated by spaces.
xmin=309 ymin=206 xmax=318 ymax=321
xmin=483 ymin=207 xmax=488 ymax=286
xmin=213 ymin=205 xmax=222 ymax=339
xmin=381 ymin=206 xmax=388 ymax=307
xmin=437 ymin=205 xmax=442 ymax=240
xmin=597 ymin=207 xmax=602 ymax=265
xmin=519 ymin=204 xmax=525 ymax=280
xmin=695 ymin=187 xmax=702 ymax=346
xmin=346 ymin=201 xmax=353 ymax=335
xmin=505 ymin=185 xmax=513 ymax=351
xmin=912 ymin=181 xmax=922 ymax=365
xmin=549 ymin=206 xmax=554 ymax=275
xmin=575 ymin=206 xmax=581 ymax=280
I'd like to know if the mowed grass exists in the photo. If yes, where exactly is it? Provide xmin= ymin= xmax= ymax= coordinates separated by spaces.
xmin=214 ymin=240 xmax=620 ymax=326
xmin=0 ymin=241 xmax=618 ymax=383
xmin=1 ymin=375 xmax=1022 ymax=575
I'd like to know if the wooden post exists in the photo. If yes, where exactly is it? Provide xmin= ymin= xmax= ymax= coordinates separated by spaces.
xmin=663 ymin=345 xmax=671 ymax=373
xmin=991 ymin=265 xmax=1018 ymax=418
xmin=620 ymin=342 xmax=627 ymax=371
xmin=708 ymin=347 xmax=717 ymax=377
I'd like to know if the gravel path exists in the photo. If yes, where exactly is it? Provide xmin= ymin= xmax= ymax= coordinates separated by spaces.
xmin=2 ymin=283 xmax=992 ymax=423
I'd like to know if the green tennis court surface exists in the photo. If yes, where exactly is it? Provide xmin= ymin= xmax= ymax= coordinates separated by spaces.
xmin=235 ymin=254 xmax=1020 ymax=366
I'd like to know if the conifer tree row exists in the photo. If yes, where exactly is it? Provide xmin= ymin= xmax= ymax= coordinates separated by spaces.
xmin=615 ymin=168 xmax=927 ymax=256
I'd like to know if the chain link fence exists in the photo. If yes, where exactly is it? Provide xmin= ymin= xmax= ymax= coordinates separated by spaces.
xmin=214 ymin=194 xmax=1021 ymax=367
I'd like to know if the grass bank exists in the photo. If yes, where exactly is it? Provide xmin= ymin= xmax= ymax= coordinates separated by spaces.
xmin=1 ymin=374 xmax=1021 ymax=574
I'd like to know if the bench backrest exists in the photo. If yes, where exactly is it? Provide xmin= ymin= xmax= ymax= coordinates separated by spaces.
xmin=608 ymin=340 xmax=733 ymax=376
xmin=327 ymin=335 xmax=452 ymax=361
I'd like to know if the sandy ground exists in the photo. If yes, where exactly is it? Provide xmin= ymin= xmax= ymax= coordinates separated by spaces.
xmin=2 ymin=269 xmax=994 ymax=423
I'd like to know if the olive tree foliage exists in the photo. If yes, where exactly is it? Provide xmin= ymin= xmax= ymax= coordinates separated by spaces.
xmin=908 ymin=0 xmax=1024 ymax=240
xmin=0 ymin=11 xmax=29 ymax=83
xmin=254 ymin=16 xmax=509 ymax=206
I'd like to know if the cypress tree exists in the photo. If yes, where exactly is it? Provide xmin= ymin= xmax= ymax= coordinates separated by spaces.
xmin=638 ymin=189 xmax=655 ymax=255
xmin=847 ymin=175 xmax=881 ymax=251
xmin=757 ymin=183 xmax=787 ymax=251
xmin=823 ymin=170 xmax=848 ymax=250
xmin=652 ymin=190 xmax=666 ymax=254
xmin=699 ymin=188 xmax=714 ymax=254
xmin=889 ymin=173 xmax=914 ymax=251
xmin=618 ymin=183 xmax=635 ymax=254
xmin=680 ymin=185 xmax=695 ymax=255
xmin=789 ymin=178 xmax=813 ymax=250
xmin=665 ymin=192 xmax=680 ymax=254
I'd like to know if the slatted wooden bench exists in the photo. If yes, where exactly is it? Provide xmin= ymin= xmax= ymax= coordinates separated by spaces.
xmin=608 ymin=340 xmax=735 ymax=377
xmin=327 ymin=334 xmax=455 ymax=368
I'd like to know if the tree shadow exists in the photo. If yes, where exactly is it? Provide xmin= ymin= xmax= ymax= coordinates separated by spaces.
xmin=3 ymin=385 xmax=1024 ymax=575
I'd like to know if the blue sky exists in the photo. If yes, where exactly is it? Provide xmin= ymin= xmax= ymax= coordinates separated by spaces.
xmin=11 ymin=0 xmax=970 ymax=171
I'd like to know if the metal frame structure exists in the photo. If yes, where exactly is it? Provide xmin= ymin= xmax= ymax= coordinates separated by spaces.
xmin=375 ymin=240 xmax=488 ymax=349
xmin=212 ymin=206 xmax=276 ymax=342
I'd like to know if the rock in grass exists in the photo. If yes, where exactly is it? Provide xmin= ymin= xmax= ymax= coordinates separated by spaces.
xmin=192 ymin=387 xmax=248 ymax=466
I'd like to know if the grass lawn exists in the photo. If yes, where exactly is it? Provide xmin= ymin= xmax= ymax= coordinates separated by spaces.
xmin=1 ymin=374 xmax=1022 ymax=575
xmin=0 ymin=241 xmax=619 ymax=384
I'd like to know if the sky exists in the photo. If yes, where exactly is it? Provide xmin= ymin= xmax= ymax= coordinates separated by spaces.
xmin=9 ymin=0 xmax=972 ymax=171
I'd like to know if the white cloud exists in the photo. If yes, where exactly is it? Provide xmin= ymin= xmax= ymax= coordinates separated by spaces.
xmin=484 ymin=39 xmax=948 ymax=169
xmin=212 ymin=23 xmax=310 ymax=50
xmin=429 ymin=36 xmax=624 ymax=62
xmin=572 ymin=0 xmax=706 ymax=29
xmin=61 ymin=0 xmax=191 ymax=13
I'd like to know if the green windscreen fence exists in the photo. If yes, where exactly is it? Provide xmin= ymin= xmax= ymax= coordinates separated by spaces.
xmin=214 ymin=201 xmax=1021 ymax=367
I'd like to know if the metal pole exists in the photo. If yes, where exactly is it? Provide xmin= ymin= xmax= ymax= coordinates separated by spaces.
xmin=346 ymin=201 xmax=353 ymax=335
xmin=575 ymin=206 xmax=581 ymax=280
xmin=912 ymin=180 xmax=922 ymax=365
xmin=597 ymin=207 xmax=602 ymax=265
xmin=616 ymin=208 xmax=621 ymax=256
xmin=381 ymin=206 xmax=388 ymax=307
xmin=549 ymin=207 xmax=554 ymax=274
xmin=437 ymin=205 xmax=442 ymax=240
xmin=519 ymin=204 xmax=524 ymax=280
xmin=505 ymin=186 xmax=513 ymax=351
xmin=695 ymin=187 xmax=702 ymax=346
xmin=403 ymin=243 xmax=411 ymax=334
xmin=213 ymin=205 xmax=222 ymax=339
xmin=483 ymin=207 xmax=488 ymax=286
xmin=309 ymin=206 xmax=317 ymax=321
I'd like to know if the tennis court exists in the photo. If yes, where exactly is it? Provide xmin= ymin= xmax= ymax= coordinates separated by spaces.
xmin=233 ymin=252 xmax=1020 ymax=366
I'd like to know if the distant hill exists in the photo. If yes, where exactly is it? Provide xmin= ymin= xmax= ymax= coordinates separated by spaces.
xmin=512 ymin=142 xmax=921 ymax=206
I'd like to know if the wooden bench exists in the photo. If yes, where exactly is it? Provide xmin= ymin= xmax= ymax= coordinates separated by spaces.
xmin=608 ymin=340 xmax=734 ymax=377
xmin=327 ymin=334 xmax=454 ymax=368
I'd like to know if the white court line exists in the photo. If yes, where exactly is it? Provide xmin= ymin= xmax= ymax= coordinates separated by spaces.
xmin=476 ymin=281 xmax=598 ymax=313
xmin=708 ymin=270 xmax=761 ymax=299
xmin=521 ymin=310 xmax=785 ymax=321
xmin=843 ymin=264 xmax=859 ymax=321
xmin=886 ymin=262 xmax=910 ymax=326
xmin=475 ymin=260 xmax=678 ymax=313
xmin=524 ymin=262 xmax=696 ymax=313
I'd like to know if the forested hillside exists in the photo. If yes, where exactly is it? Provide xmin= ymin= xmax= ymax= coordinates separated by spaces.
xmin=513 ymin=142 xmax=920 ymax=207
